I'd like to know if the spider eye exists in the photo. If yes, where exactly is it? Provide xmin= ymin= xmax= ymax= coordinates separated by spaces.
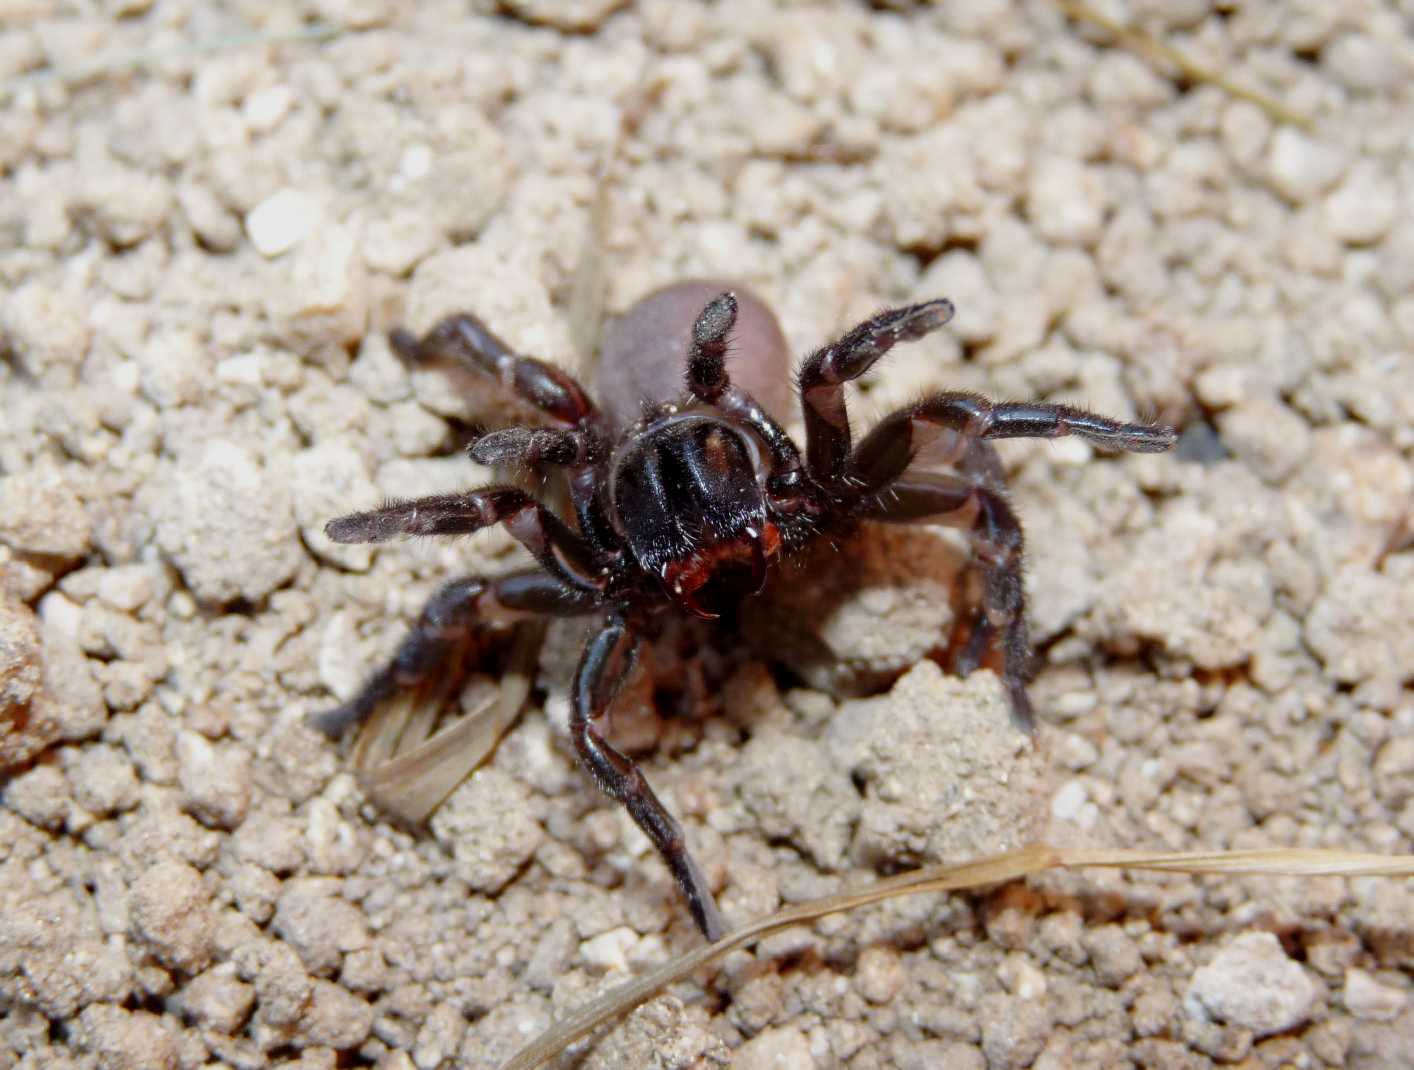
xmin=768 ymin=468 xmax=806 ymax=497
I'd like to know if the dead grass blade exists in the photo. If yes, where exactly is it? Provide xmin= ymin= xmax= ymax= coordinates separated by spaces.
xmin=356 ymin=623 xmax=544 ymax=826
xmin=1053 ymin=1 xmax=1313 ymax=130
xmin=500 ymin=844 xmax=1414 ymax=1070
xmin=1058 ymin=846 xmax=1414 ymax=878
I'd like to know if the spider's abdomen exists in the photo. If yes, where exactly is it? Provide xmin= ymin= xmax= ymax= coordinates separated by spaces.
xmin=596 ymin=280 xmax=793 ymax=430
xmin=608 ymin=414 xmax=776 ymax=618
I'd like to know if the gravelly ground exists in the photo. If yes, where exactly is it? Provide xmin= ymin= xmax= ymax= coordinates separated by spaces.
xmin=1 ymin=2 xmax=1411 ymax=1069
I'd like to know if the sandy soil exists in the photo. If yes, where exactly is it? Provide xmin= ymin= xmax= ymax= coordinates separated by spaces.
xmin=2 ymin=2 xmax=1412 ymax=1068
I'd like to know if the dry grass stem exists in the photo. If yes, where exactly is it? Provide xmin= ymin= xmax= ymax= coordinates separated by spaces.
xmin=355 ymin=623 xmax=544 ymax=826
xmin=1053 ymin=1 xmax=1314 ymax=130
xmin=501 ymin=844 xmax=1414 ymax=1070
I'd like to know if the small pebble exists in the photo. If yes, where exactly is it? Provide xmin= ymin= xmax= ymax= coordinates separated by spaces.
xmin=174 ymin=964 xmax=256 ymax=1033
xmin=245 ymin=188 xmax=319 ymax=256
xmin=242 ymin=85 xmax=295 ymax=133
xmin=579 ymin=926 xmax=637 ymax=973
xmin=272 ymin=878 xmax=370 ymax=977
xmin=1342 ymin=968 xmax=1406 ymax=1020
xmin=151 ymin=439 xmax=301 ymax=605
xmin=1185 ymin=932 xmax=1321 ymax=1037
xmin=854 ymin=945 xmax=907 ymax=1004
xmin=429 ymin=768 xmax=545 ymax=894
xmin=733 ymin=1025 xmax=817 ymax=1070
xmin=1266 ymin=128 xmax=1347 ymax=204
xmin=129 ymin=860 xmax=217 ymax=973
xmin=177 ymin=730 xmax=252 ymax=829
xmin=295 ymin=979 xmax=373 ymax=1049
xmin=74 ymin=1004 xmax=179 ymax=1070
xmin=0 ymin=469 xmax=92 ymax=559
xmin=1028 ymin=157 xmax=1105 ymax=246
xmin=1323 ymin=161 xmax=1398 ymax=245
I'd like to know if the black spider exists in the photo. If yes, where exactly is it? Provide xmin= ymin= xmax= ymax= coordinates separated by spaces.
xmin=312 ymin=281 xmax=1176 ymax=941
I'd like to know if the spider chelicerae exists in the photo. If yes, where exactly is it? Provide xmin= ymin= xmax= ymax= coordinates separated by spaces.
xmin=312 ymin=281 xmax=1176 ymax=940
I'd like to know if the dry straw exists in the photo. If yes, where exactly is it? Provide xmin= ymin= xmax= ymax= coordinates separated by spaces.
xmin=501 ymin=844 xmax=1414 ymax=1070
xmin=1053 ymin=1 xmax=1313 ymax=130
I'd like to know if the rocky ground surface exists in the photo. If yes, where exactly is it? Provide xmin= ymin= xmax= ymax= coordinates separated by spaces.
xmin=1 ymin=2 xmax=1411 ymax=1068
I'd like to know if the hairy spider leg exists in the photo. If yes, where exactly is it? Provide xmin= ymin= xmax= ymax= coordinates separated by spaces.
xmin=570 ymin=622 xmax=727 ymax=942
xmin=326 ymin=486 xmax=602 ymax=592
xmin=309 ymin=569 xmax=595 ymax=738
xmin=796 ymin=299 xmax=956 ymax=485
xmin=848 ymin=391 xmax=1176 ymax=732
xmin=945 ymin=440 xmax=1012 ymax=681
xmin=685 ymin=293 xmax=812 ymax=506
xmin=848 ymin=392 xmax=1177 ymax=490
xmin=392 ymin=313 xmax=599 ymax=429
xmin=684 ymin=291 xmax=737 ymax=404
xmin=391 ymin=314 xmax=617 ymax=554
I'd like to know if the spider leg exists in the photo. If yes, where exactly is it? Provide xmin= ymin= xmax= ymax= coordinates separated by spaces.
xmin=326 ymin=485 xmax=601 ymax=591
xmin=570 ymin=621 xmax=726 ymax=941
xmin=848 ymin=393 xmax=1173 ymax=733
xmin=392 ymin=313 xmax=599 ymax=429
xmin=392 ymin=315 xmax=621 ymax=555
xmin=862 ymin=473 xmax=1035 ymax=732
xmin=684 ymin=291 xmax=737 ymax=404
xmin=310 ymin=569 xmax=596 ymax=738
xmin=797 ymin=299 xmax=956 ymax=484
xmin=684 ymin=293 xmax=809 ymax=503
xmin=850 ymin=392 xmax=1176 ymax=494
xmin=946 ymin=439 xmax=1012 ymax=681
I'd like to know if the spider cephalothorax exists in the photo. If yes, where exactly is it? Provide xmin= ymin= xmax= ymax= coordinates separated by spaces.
xmin=312 ymin=281 xmax=1175 ymax=940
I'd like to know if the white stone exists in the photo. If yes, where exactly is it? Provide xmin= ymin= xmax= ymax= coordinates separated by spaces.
xmin=291 ymin=439 xmax=376 ymax=572
xmin=579 ymin=927 xmax=637 ymax=973
xmin=1324 ymin=161 xmax=1398 ymax=245
xmin=1323 ymin=32 xmax=1403 ymax=92
xmin=284 ymin=222 xmax=369 ymax=346
xmin=1343 ymin=968 xmax=1406 ymax=1020
xmin=1051 ymin=779 xmax=1088 ymax=822
xmin=825 ymin=665 xmax=1047 ymax=868
xmin=216 ymin=353 xmax=265 ymax=386
xmin=96 ymin=566 xmax=154 ymax=613
xmin=1055 ymin=734 xmax=1099 ymax=771
xmin=1266 ymin=128 xmax=1346 ymax=204
xmin=176 ymin=730 xmax=251 ymax=829
xmin=429 ymin=769 xmax=544 ymax=894
xmin=151 ymin=439 xmax=302 ymax=604
xmin=242 ymin=85 xmax=295 ymax=133
xmin=1050 ymin=436 xmax=1094 ymax=467
xmin=1185 ymin=932 xmax=1321 ymax=1037
xmin=399 ymin=143 xmax=433 ymax=182
xmin=1028 ymin=157 xmax=1105 ymax=246
xmin=245 ymin=188 xmax=319 ymax=257
xmin=734 ymin=1026 xmax=817 ymax=1070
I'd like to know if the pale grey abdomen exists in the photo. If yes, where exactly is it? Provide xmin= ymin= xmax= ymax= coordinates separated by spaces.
xmin=595 ymin=280 xmax=793 ymax=430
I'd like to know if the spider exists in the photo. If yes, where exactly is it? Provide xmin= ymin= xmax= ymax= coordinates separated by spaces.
xmin=312 ymin=281 xmax=1176 ymax=941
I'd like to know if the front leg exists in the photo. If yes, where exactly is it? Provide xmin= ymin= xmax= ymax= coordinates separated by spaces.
xmin=797 ymin=300 xmax=955 ymax=484
xmin=685 ymin=292 xmax=811 ymax=505
xmin=326 ymin=485 xmax=600 ymax=591
xmin=570 ymin=622 xmax=726 ymax=941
